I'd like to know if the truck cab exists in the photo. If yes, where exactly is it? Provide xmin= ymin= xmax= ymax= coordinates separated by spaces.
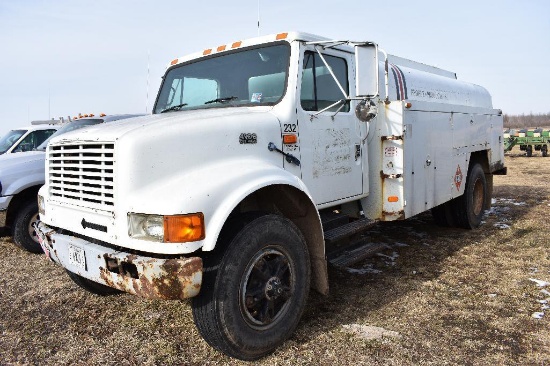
xmin=36 ymin=32 xmax=505 ymax=360
xmin=0 ymin=124 xmax=59 ymax=155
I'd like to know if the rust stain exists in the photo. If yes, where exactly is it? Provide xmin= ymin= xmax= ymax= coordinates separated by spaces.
xmin=98 ymin=257 xmax=202 ymax=300
xmin=382 ymin=210 xmax=405 ymax=220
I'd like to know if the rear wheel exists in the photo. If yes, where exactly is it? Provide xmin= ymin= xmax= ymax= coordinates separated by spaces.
xmin=66 ymin=270 xmax=121 ymax=296
xmin=192 ymin=214 xmax=310 ymax=360
xmin=526 ymin=145 xmax=533 ymax=157
xmin=431 ymin=200 xmax=456 ymax=227
xmin=542 ymin=145 xmax=548 ymax=157
xmin=454 ymin=163 xmax=488 ymax=229
xmin=12 ymin=200 xmax=42 ymax=253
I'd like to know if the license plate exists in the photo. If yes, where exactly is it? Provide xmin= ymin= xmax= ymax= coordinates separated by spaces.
xmin=68 ymin=244 xmax=86 ymax=270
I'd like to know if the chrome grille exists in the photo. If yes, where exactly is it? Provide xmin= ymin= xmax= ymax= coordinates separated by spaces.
xmin=48 ymin=142 xmax=115 ymax=210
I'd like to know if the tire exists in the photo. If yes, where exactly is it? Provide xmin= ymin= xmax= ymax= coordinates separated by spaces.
xmin=192 ymin=214 xmax=310 ymax=360
xmin=454 ymin=163 xmax=488 ymax=229
xmin=12 ymin=200 xmax=42 ymax=253
xmin=542 ymin=145 xmax=548 ymax=157
xmin=526 ymin=145 xmax=533 ymax=157
xmin=431 ymin=200 xmax=456 ymax=227
xmin=66 ymin=270 xmax=121 ymax=296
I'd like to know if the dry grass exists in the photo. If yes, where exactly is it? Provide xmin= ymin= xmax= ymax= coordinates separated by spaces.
xmin=1 ymin=146 xmax=549 ymax=365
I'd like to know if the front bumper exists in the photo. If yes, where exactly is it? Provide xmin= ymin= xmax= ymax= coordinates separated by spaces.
xmin=0 ymin=196 xmax=12 ymax=227
xmin=36 ymin=221 xmax=202 ymax=300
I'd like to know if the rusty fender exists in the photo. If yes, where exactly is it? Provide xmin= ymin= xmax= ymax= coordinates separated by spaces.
xmin=99 ymin=255 xmax=202 ymax=300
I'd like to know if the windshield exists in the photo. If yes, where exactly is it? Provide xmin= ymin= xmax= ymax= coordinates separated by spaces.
xmin=154 ymin=43 xmax=290 ymax=114
xmin=36 ymin=119 xmax=103 ymax=150
xmin=0 ymin=129 xmax=26 ymax=154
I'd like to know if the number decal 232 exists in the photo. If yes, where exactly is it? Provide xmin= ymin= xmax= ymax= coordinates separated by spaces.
xmin=283 ymin=124 xmax=297 ymax=133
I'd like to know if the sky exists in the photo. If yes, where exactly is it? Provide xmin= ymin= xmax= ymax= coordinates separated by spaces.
xmin=0 ymin=0 xmax=548 ymax=135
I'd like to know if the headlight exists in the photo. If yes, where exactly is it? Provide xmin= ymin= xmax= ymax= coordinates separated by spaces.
xmin=127 ymin=212 xmax=205 ymax=243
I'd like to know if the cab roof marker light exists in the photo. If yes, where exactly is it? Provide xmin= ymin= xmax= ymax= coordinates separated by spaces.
xmin=170 ymin=58 xmax=179 ymax=65
xmin=276 ymin=32 xmax=288 ymax=40
xmin=231 ymin=41 xmax=242 ymax=48
xmin=217 ymin=45 xmax=226 ymax=52
xmin=203 ymin=49 xmax=212 ymax=55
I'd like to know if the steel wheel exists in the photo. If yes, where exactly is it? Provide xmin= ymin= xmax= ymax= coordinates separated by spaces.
xmin=240 ymin=248 xmax=293 ymax=329
xmin=472 ymin=177 xmax=484 ymax=216
xmin=28 ymin=212 xmax=40 ymax=244
xmin=192 ymin=214 xmax=310 ymax=360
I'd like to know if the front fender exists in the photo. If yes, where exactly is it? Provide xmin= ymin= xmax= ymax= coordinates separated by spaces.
xmin=0 ymin=162 xmax=45 ymax=197
xmin=124 ymin=157 xmax=317 ymax=253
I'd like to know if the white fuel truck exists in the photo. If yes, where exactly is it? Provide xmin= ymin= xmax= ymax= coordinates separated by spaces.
xmin=36 ymin=32 xmax=506 ymax=360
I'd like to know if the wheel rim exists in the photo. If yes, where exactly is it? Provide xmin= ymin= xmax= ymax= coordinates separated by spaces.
xmin=240 ymin=248 xmax=294 ymax=330
xmin=472 ymin=178 xmax=484 ymax=216
xmin=28 ymin=213 xmax=40 ymax=244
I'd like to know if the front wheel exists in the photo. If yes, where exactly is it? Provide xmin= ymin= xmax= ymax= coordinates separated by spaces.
xmin=12 ymin=200 xmax=42 ymax=253
xmin=192 ymin=214 xmax=310 ymax=360
xmin=454 ymin=163 xmax=488 ymax=229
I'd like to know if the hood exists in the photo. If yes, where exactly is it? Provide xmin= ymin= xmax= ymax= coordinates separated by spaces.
xmin=50 ymin=107 xmax=274 ymax=145
xmin=0 ymin=150 xmax=46 ymax=196
xmin=0 ymin=150 xmax=45 ymax=170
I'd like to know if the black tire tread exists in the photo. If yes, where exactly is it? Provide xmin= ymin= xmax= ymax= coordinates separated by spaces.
xmin=12 ymin=200 xmax=41 ymax=253
xmin=192 ymin=213 xmax=310 ymax=360
xmin=453 ymin=162 xmax=487 ymax=229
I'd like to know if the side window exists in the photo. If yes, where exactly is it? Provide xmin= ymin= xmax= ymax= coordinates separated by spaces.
xmin=13 ymin=129 xmax=56 ymax=152
xmin=300 ymin=51 xmax=349 ymax=112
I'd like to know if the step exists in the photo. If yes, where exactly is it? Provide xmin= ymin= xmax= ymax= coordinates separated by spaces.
xmin=323 ymin=217 xmax=377 ymax=244
xmin=328 ymin=240 xmax=389 ymax=268
xmin=320 ymin=210 xmax=350 ymax=232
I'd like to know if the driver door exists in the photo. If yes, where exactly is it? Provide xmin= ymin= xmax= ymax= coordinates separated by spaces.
xmin=297 ymin=48 xmax=363 ymax=205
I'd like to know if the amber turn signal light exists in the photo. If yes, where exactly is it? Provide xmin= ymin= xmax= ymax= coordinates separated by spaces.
xmin=283 ymin=134 xmax=298 ymax=144
xmin=164 ymin=213 xmax=205 ymax=243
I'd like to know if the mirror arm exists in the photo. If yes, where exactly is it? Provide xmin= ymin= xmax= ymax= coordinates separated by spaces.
xmin=314 ymin=46 xmax=349 ymax=100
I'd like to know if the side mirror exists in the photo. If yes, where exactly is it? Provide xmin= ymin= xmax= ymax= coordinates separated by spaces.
xmin=355 ymin=43 xmax=379 ymax=98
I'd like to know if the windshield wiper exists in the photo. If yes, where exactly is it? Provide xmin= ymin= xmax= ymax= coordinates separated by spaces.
xmin=204 ymin=96 xmax=238 ymax=105
xmin=160 ymin=103 xmax=188 ymax=113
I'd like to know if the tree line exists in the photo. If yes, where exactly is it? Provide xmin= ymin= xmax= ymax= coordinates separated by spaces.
xmin=503 ymin=113 xmax=550 ymax=129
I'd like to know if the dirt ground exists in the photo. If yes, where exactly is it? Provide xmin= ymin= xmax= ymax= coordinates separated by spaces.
xmin=1 ymin=146 xmax=549 ymax=365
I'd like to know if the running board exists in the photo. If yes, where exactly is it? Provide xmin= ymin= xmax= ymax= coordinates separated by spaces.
xmin=323 ymin=217 xmax=377 ymax=244
xmin=328 ymin=241 xmax=389 ymax=268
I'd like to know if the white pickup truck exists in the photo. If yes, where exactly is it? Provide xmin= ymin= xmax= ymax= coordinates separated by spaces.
xmin=0 ymin=115 xmax=141 ymax=252
xmin=36 ymin=32 xmax=506 ymax=360
xmin=0 ymin=124 xmax=59 ymax=155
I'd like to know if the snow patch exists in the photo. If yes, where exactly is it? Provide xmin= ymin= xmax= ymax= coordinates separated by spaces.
xmin=494 ymin=223 xmax=510 ymax=229
xmin=376 ymin=251 xmax=399 ymax=266
xmin=529 ymin=278 xmax=550 ymax=287
xmin=529 ymin=278 xmax=550 ymax=320
xmin=342 ymin=324 xmax=401 ymax=340
xmin=345 ymin=266 xmax=382 ymax=275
